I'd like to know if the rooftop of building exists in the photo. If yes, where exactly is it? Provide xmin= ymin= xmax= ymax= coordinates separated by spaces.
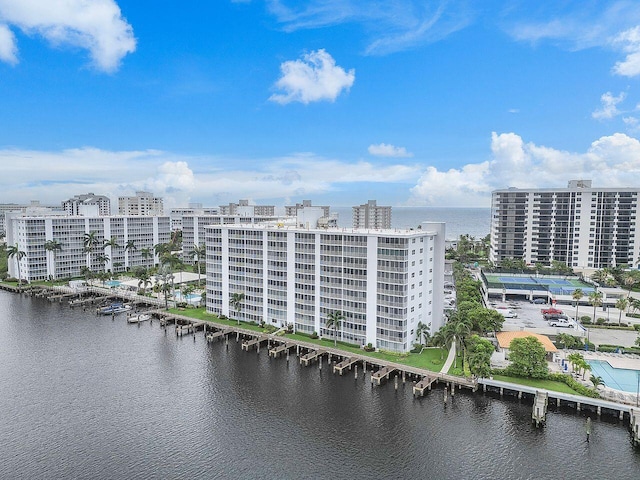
xmin=496 ymin=331 xmax=558 ymax=353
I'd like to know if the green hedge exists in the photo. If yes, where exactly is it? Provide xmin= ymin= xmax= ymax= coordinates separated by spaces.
xmin=492 ymin=369 xmax=600 ymax=399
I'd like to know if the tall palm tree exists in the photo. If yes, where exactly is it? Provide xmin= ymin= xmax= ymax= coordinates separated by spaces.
xmin=453 ymin=320 xmax=472 ymax=374
xmin=140 ymin=247 xmax=153 ymax=270
xmin=615 ymin=297 xmax=629 ymax=326
xmin=572 ymin=288 xmax=583 ymax=321
xmin=431 ymin=330 xmax=446 ymax=359
xmin=83 ymin=231 xmax=99 ymax=270
xmin=136 ymin=268 xmax=152 ymax=295
xmin=588 ymin=290 xmax=603 ymax=322
xmin=96 ymin=253 xmax=110 ymax=274
xmin=6 ymin=244 xmax=26 ymax=285
xmin=190 ymin=243 xmax=206 ymax=287
xmin=124 ymin=240 xmax=136 ymax=270
xmin=44 ymin=239 xmax=63 ymax=282
xmin=326 ymin=310 xmax=344 ymax=346
xmin=155 ymin=265 xmax=174 ymax=310
xmin=103 ymin=236 xmax=119 ymax=272
xmin=415 ymin=321 xmax=431 ymax=346
xmin=230 ymin=292 xmax=245 ymax=325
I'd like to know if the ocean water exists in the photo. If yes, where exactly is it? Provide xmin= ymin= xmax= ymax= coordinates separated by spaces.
xmin=333 ymin=206 xmax=491 ymax=240
xmin=0 ymin=291 xmax=638 ymax=479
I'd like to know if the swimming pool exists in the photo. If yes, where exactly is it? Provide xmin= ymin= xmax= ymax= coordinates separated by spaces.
xmin=587 ymin=360 xmax=640 ymax=393
xmin=175 ymin=292 xmax=201 ymax=301
xmin=105 ymin=280 xmax=121 ymax=287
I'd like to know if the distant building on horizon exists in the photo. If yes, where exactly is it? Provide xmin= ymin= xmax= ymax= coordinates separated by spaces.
xmin=118 ymin=191 xmax=164 ymax=216
xmin=490 ymin=180 xmax=640 ymax=270
xmin=352 ymin=200 xmax=391 ymax=229
xmin=170 ymin=204 xmax=219 ymax=231
xmin=62 ymin=192 xmax=111 ymax=217
xmin=219 ymin=199 xmax=275 ymax=217
xmin=0 ymin=201 xmax=61 ymax=236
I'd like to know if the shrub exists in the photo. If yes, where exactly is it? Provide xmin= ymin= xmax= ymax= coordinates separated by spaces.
xmin=310 ymin=331 xmax=319 ymax=339
xmin=580 ymin=315 xmax=592 ymax=324
xmin=597 ymin=345 xmax=620 ymax=353
xmin=263 ymin=325 xmax=278 ymax=334
xmin=364 ymin=343 xmax=375 ymax=352
xmin=596 ymin=318 xmax=606 ymax=325
xmin=634 ymin=324 xmax=640 ymax=331
xmin=410 ymin=343 xmax=422 ymax=353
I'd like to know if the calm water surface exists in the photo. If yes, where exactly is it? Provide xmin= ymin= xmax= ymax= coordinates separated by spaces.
xmin=0 ymin=291 xmax=638 ymax=479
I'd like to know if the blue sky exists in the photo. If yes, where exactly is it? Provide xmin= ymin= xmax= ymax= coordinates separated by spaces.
xmin=1 ymin=1 xmax=640 ymax=209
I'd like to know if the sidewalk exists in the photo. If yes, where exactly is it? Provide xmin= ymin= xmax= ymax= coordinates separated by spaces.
xmin=441 ymin=341 xmax=457 ymax=373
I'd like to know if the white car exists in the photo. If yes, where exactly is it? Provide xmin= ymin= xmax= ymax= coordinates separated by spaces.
xmin=548 ymin=316 xmax=572 ymax=327
xmin=494 ymin=308 xmax=517 ymax=318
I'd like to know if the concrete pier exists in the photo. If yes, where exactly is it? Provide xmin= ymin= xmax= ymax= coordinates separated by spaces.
xmin=333 ymin=357 xmax=357 ymax=375
xmin=300 ymin=349 xmax=325 ymax=366
xmin=413 ymin=376 xmax=436 ymax=397
xmin=532 ymin=391 xmax=549 ymax=427
xmin=371 ymin=366 xmax=396 ymax=386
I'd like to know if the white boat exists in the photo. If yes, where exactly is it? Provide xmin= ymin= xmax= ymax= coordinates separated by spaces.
xmin=97 ymin=302 xmax=132 ymax=315
xmin=127 ymin=313 xmax=151 ymax=324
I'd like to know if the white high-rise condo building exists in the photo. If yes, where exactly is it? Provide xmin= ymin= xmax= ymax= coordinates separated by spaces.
xmin=352 ymin=200 xmax=392 ymax=229
xmin=490 ymin=180 xmax=640 ymax=270
xmin=218 ymin=199 xmax=275 ymax=216
xmin=118 ymin=191 xmax=164 ymax=216
xmin=5 ymin=213 xmax=170 ymax=282
xmin=205 ymin=221 xmax=445 ymax=353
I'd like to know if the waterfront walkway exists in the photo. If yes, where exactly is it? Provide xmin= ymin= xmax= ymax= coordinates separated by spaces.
xmin=441 ymin=341 xmax=456 ymax=374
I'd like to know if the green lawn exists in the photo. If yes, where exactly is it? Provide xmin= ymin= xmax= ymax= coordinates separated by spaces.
xmin=491 ymin=375 xmax=580 ymax=395
xmin=168 ymin=308 xmax=447 ymax=372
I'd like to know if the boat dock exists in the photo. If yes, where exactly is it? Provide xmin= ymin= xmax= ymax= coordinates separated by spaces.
xmin=300 ymin=349 xmax=326 ymax=366
xmin=333 ymin=357 xmax=357 ymax=375
xmin=241 ymin=335 xmax=268 ymax=351
xmin=413 ymin=376 xmax=437 ymax=396
xmin=371 ymin=366 xmax=396 ymax=385
xmin=269 ymin=342 xmax=291 ymax=358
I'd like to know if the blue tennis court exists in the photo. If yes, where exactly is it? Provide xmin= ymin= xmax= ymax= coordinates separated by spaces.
xmin=588 ymin=360 xmax=640 ymax=393
xmin=499 ymin=276 xmax=537 ymax=284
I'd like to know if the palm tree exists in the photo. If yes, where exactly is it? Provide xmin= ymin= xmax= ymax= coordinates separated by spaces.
xmin=96 ymin=253 xmax=110 ymax=274
xmin=326 ymin=310 xmax=344 ymax=346
xmin=588 ymin=290 xmax=603 ymax=322
xmin=590 ymin=374 xmax=604 ymax=390
xmin=190 ymin=243 xmax=206 ymax=287
xmin=80 ymin=266 xmax=93 ymax=285
xmin=124 ymin=240 xmax=136 ymax=270
xmin=155 ymin=265 xmax=174 ymax=310
xmin=102 ymin=236 xmax=119 ymax=272
xmin=431 ymin=329 xmax=447 ymax=359
xmin=572 ymin=288 xmax=583 ymax=321
xmin=44 ymin=239 xmax=62 ymax=282
xmin=415 ymin=321 xmax=431 ymax=346
xmin=83 ymin=231 xmax=99 ymax=270
xmin=230 ymin=292 xmax=245 ymax=325
xmin=140 ymin=247 xmax=153 ymax=270
xmin=615 ymin=297 xmax=629 ymax=326
xmin=6 ymin=244 xmax=26 ymax=285
xmin=453 ymin=319 xmax=472 ymax=374
xmin=136 ymin=268 xmax=152 ymax=295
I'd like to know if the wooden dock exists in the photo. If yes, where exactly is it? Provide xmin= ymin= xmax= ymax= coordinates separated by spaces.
xmin=333 ymin=357 xmax=357 ymax=375
xmin=241 ymin=335 xmax=268 ymax=351
xmin=371 ymin=366 xmax=396 ymax=385
xmin=268 ymin=342 xmax=291 ymax=358
xmin=532 ymin=391 xmax=549 ymax=427
xmin=413 ymin=376 xmax=437 ymax=396
xmin=300 ymin=349 xmax=325 ymax=366
xmin=206 ymin=330 xmax=225 ymax=342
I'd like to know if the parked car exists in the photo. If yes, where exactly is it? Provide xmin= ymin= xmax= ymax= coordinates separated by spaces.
xmin=541 ymin=307 xmax=563 ymax=316
xmin=548 ymin=316 xmax=571 ymax=327
xmin=494 ymin=308 xmax=517 ymax=318
xmin=530 ymin=298 xmax=546 ymax=304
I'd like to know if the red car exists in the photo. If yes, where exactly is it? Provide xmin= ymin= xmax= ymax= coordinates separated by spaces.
xmin=541 ymin=308 xmax=563 ymax=315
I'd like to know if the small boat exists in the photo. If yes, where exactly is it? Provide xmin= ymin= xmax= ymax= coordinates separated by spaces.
xmin=127 ymin=313 xmax=151 ymax=324
xmin=97 ymin=302 xmax=132 ymax=315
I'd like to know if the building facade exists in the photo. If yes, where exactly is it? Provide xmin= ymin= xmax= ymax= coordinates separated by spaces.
xmin=181 ymin=213 xmax=278 ymax=264
xmin=118 ymin=191 xmax=164 ymax=216
xmin=218 ymin=199 xmax=275 ymax=216
xmin=490 ymin=180 xmax=640 ymax=270
xmin=5 ymin=214 xmax=170 ymax=282
xmin=62 ymin=193 xmax=111 ymax=216
xmin=352 ymin=200 xmax=392 ymax=229
xmin=205 ymin=222 xmax=445 ymax=353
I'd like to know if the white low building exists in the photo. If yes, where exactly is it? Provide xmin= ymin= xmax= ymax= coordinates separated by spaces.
xmin=205 ymin=221 xmax=446 ymax=353
xmin=5 ymin=213 xmax=171 ymax=282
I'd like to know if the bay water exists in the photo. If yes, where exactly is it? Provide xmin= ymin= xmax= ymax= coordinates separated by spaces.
xmin=0 ymin=291 xmax=638 ymax=479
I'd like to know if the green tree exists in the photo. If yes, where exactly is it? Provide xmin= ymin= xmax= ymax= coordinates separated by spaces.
xmin=572 ymin=288 xmax=583 ymax=321
xmin=230 ymin=292 xmax=245 ymax=325
xmin=124 ymin=239 xmax=137 ymax=270
xmin=135 ymin=268 xmax=152 ymax=294
xmin=590 ymin=374 xmax=604 ymax=389
xmin=155 ymin=265 xmax=174 ymax=310
xmin=326 ymin=310 xmax=344 ymax=346
xmin=190 ymin=243 xmax=206 ymax=287
xmin=615 ymin=297 xmax=629 ymax=326
xmin=505 ymin=336 xmax=548 ymax=378
xmin=431 ymin=329 xmax=447 ymax=359
xmin=140 ymin=247 xmax=153 ymax=269
xmin=6 ymin=244 xmax=26 ymax=285
xmin=588 ymin=290 xmax=603 ymax=322
xmin=467 ymin=307 xmax=504 ymax=336
xmin=44 ymin=239 xmax=62 ymax=282
xmin=467 ymin=335 xmax=494 ymax=378
xmin=415 ymin=321 xmax=431 ymax=346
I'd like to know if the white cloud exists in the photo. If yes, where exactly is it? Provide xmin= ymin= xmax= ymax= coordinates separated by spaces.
xmin=409 ymin=131 xmax=640 ymax=206
xmin=0 ymin=23 xmax=17 ymax=64
xmin=269 ymin=49 xmax=355 ymax=104
xmin=623 ymin=116 xmax=639 ymax=131
xmin=592 ymin=91 xmax=626 ymax=119
xmin=368 ymin=143 xmax=413 ymax=158
xmin=267 ymin=0 xmax=472 ymax=55
xmin=0 ymin=0 xmax=136 ymax=72
xmin=612 ymin=26 xmax=640 ymax=77
xmin=0 ymin=147 xmax=421 ymax=209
